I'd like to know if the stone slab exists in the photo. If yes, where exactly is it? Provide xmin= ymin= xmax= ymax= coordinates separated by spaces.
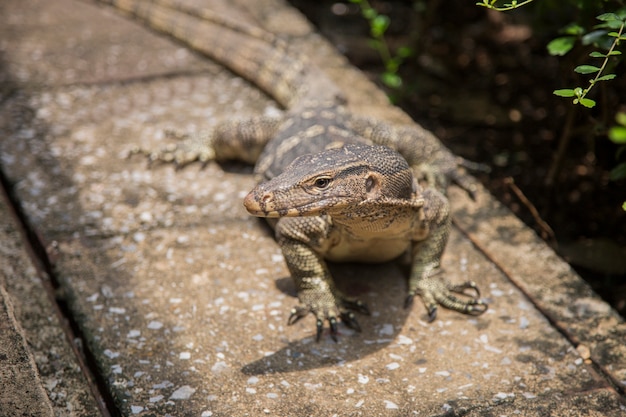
xmin=0 ymin=193 xmax=101 ymax=416
xmin=0 ymin=0 xmax=624 ymax=416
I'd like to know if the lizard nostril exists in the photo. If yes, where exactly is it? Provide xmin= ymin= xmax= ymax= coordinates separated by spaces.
xmin=261 ymin=193 xmax=273 ymax=203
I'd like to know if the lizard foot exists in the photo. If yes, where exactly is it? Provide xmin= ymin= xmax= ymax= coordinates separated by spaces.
xmin=128 ymin=130 xmax=215 ymax=168
xmin=405 ymin=277 xmax=487 ymax=322
xmin=287 ymin=295 xmax=370 ymax=342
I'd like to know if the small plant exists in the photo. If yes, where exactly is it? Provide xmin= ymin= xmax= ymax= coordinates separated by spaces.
xmin=349 ymin=0 xmax=412 ymax=89
xmin=552 ymin=13 xmax=625 ymax=108
xmin=608 ymin=112 xmax=626 ymax=210
xmin=476 ymin=0 xmax=534 ymax=12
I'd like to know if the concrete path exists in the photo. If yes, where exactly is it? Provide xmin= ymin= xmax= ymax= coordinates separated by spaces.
xmin=0 ymin=0 xmax=624 ymax=415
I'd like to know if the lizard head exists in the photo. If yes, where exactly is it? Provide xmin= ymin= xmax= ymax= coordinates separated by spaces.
xmin=243 ymin=144 xmax=418 ymax=218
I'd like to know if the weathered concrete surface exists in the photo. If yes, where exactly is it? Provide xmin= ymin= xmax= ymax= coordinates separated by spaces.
xmin=0 ymin=0 xmax=624 ymax=415
xmin=0 ymin=192 xmax=101 ymax=416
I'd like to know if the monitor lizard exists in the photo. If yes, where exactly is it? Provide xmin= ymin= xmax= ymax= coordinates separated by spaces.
xmin=95 ymin=0 xmax=488 ymax=341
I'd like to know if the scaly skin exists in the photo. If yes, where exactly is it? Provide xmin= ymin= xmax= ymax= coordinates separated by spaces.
xmin=97 ymin=0 xmax=488 ymax=340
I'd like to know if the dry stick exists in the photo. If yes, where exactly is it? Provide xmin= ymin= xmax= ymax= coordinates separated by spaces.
xmin=546 ymin=105 xmax=576 ymax=186
xmin=503 ymin=177 xmax=556 ymax=243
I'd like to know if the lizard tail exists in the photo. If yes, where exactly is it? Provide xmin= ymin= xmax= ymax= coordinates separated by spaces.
xmin=97 ymin=0 xmax=312 ymax=107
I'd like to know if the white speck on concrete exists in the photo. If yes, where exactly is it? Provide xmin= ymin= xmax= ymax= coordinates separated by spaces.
xmin=130 ymin=405 xmax=144 ymax=414
xmin=147 ymin=321 xmax=163 ymax=330
xmin=522 ymin=392 xmax=537 ymax=399
xmin=493 ymin=392 xmax=515 ymax=401
xmin=169 ymin=385 xmax=196 ymax=400
xmin=418 ymin=367 xmax=427 ymax=373
xmin=86 ymin=293 xmax=99 ymax=302
xmin=104 ymin=349 xmax=120 ymax=359
xmin=153 ymin=381 xmax=174 ymax=389
xmin=201 ymin=412 xmax=213 ymax=417
xmin=379 ymin=323 xmax=394 ymax=336
xmin=111 ymin=364 xmax=122 ymax=374
xmin=346 ymin=388 xmax=354 ymax=394
xmin=127 ymin=330 xmax=141 ymax=338
xmin=169 ymin=298 xmax=182 ymax=304
xmin=266 ymin=393 xmax=279 ymax=399
xmin=109 ymin=307 xmax=126 ymax=314
xmin=355 ymin=399 xmax=364 ymax=407
xmin=252 ymin=334 xmax=263 ymax=341
xmin=519 ymin=316 xmax=529 ymax=329
xmin=386 ymin=362 xmax=400 ymax=370
xmin=358 ymin=374 xmax=369 ymax=384
xmin=247 ymin=376 xmax=259 ymax=385
xmin=435 ymin=370 xmax=450 ymax=377
xmin=211 ymin=361 xmax=228 ymax=373
xmin=149 ymin=395 xmax=164 ymax=403
xmin=384 ymin=400 xmax=398 ymax=409
xmin=179 ymin=352 xmax=191 ymax=360
xmin=280 ymin=380 xmax=290 ymax=388
xmin=246 ymin=388 xmax=257 ymax=394
xmin=396 ymin=335 xmax=413 ymax=345
xmin=484 ymin=345 xmax=503 ymax=354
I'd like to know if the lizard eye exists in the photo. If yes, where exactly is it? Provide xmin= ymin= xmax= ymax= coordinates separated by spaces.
xmin=313 ymin=177 xmax=331 ymax=189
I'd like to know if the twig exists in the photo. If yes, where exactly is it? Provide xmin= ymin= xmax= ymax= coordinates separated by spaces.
xmin=545 ymin=105 xmax=576 ymax=187
xmin=504 ymin=177 xmax=556 ymax=243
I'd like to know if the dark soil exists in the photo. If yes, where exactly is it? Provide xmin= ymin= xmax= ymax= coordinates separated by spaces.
xmin=290 ymin=0 xmax=626 ymax=316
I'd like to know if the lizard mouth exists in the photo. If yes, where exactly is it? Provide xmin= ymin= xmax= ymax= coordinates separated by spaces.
xmin=243 ymin=189 xmax=351 ymax=218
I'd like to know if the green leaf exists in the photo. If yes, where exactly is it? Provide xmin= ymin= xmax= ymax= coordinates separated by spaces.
xmin=609 ymin=162 xmax=626 ymax=180
xmin=547 ymin=37 xmax=576 ymax=56
xmin=597 ymin=13 xmax=621 ymax=22
xmin=574 ymin=65 xmax=601 ymax=74
xmin=596 ymin=74 xmax=617 ymax=82
xmin=562 ymin=23 xmax=585 ymax=36
xmin=371 ymin=15 xmax=390 ymax=37
xmin=553 ymin=89 xmax=576 ymax=97
xmin=596 ymin=19 xmax=626 ymax=30
xmin=579 ymin=98 xmax=596 ymax=108
xmin=381 ymin=72 xmax=402 ymax=89
xmin=616 ymin=112 xmax=626 ymax=127
xmin=583 ymin=30 xmax=609 ymax=45
xmin=589 ymin=51 xmax=606 ymax=58
xmin=609 ymin=126 xmax=626 ymax=144
xmin=609 ymin=50 xmax=623 ymax=56
xmin=622 ymin=201 xmax=626 ymax=212
xmin=397 ymin=46 xmax=412 ymax=58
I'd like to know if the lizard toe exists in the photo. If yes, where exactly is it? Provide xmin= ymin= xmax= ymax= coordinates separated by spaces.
xmin=340 ymin=311 xmax=362 ymax=333
xmin=341 ymin=297 xmax=370 ymax=316
xmin=287 ymin=306 xmax=309 ymax=326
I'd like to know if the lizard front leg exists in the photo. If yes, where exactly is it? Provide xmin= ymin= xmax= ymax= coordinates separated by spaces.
xmin=407 ymin=188 xmax=488 ymax=320
xmin=135 ymin=115 xmax=284 ymax=167
xmin=275 ymin=216 xmax=369 ymax=341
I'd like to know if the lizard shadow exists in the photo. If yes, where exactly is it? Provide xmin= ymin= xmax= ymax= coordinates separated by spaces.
xmin=241 ymin=261 xmax=418 ymax=375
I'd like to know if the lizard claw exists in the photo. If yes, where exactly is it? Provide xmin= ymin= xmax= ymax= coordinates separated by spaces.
xmin=287 ymin=295 xmax=369 ymax=342
xmin=340 ymin=311 xmax=362 ymax=333
xmin=407 ymin=277 xmax=488 ymax=320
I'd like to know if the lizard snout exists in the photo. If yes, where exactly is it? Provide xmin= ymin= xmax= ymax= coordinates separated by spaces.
xmin=243 ymin=188 xmax=275 ymax=217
